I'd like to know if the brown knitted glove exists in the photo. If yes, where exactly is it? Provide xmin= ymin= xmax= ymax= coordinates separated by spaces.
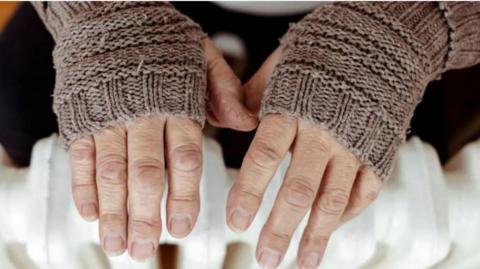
xmin=261 ymin=2 xmax=480 ymax=179
xmin=32 ymin=2 xmax=207 ymax=147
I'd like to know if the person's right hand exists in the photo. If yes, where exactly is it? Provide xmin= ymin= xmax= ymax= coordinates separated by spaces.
xmin=68 ymin=39 xmax=256 ymax=261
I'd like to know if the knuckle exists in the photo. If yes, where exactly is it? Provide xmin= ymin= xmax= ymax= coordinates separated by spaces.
xmin=169 ymin=193 xmax=199 ymax=203
xmin=316 ymin=187 xmax=350 ymax=216
xmin=97 ymin=155 xmax=127 ymax=186
xmin=169 ymin=179 xmax=199 ymax=199
xmin=130 ymin=218 xmax=162 ymax=235
xmin=332 ymin=157 xmax=359 ymax=181
xmin=70 ymin=141 xmax=95 ymax=163
xmin=100 ymin=212 xmax=125 ymax=227
xmin=266 ymin=229 xmax=291 ymax=244
xmin=249 ymin=140 xmax=282 ymax=170
xmin=313 ymin=138 xmax=332 ymax=155
xmin=313 ymin=220 xmax=340 ymax=235
xmin=131 ymin=158 xmax=164 ymax=194
xmin=284 ymin=177 xmax=316 ymax=209
xmin=340 ymin=155 xmax=359 ymax=171
xmin=337 ymin=169 xmax=356 ymax=182
xmin=131 ymin=157 xmax=164 ymax=172
xmin=302 ymin=233 xmax=329 ymax=248
xmin=72 ymin=182 xmax=96 ymax=196
xmin=235 ymin=182 xmax=263 ymax=200
xmin=170 ymin=144 xmax=202 ymax=173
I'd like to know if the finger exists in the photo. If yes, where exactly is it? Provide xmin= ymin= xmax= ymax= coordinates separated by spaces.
xmin=126 ymin=117 xmax=166 ymax=261
xmin=341 ymin=167 xmax=381 ymax=222
xmin=298 ymin=153 xmax=360 ymax=269
xmin=165 ymin=117 xmax=203 ymax=238
xmin=203 ymin=38 xmax=258 ymax=131
xmin=243 ymin=47 xmax=282 ymax=115
xmin=256 ymin=122 xmax=332 ymax=269
xmin=69 ymin=136 xmax=98 ymax=221
xmin=94 ymin=126 xmax=128 ymax=256
xmin=226 ymin=114 xmax=297 ymax=233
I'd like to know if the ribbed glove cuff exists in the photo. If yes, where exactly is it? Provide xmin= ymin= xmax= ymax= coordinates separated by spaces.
xmin=33 ymin=2 xmax=207 ymax=147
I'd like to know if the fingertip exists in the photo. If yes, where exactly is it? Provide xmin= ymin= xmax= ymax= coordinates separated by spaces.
xmin=227 ymin=206 xmax=252 ymax=233
xmin=258 ymin=248 xmax=282 ymax=269
xmin=168 ymin=214 xmax=193 ymax=238
xmin=80 ymin=203 xmax=99 ymax=222
xmin=297 ymin=251 xmax=322 ymax=269
xmin=102 ymin=232 xmax=127 ymax=257
xmin=226 ymin=186 xmax=256 ymax=233
xmin=129 ymin=239 xmax=156 ymax=261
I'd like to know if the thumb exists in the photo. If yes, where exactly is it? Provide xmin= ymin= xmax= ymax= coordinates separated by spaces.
xmin=243 ymin=47 xmax=282 ymax=115
xmin=203 ymin=39 xmax=258 ymax=132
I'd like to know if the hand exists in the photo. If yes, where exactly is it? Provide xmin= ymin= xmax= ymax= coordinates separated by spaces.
xmin=68 ymin=39 xmax=255 ymax=261
xmin=226 ymin=48 xmax=383 ymax=269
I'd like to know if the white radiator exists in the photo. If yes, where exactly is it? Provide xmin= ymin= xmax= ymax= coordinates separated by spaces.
xmin=0 ymin=135 xmax=478 ymax=269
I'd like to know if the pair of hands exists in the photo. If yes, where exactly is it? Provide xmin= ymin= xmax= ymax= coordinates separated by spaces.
xmin=69 ymin=39 xmax=382 ymax=268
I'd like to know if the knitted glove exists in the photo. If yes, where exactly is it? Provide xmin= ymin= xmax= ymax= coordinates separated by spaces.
xmin=32 ymin=2 xmax=207 ymax=147
xmin=262 ymin=2 xmax=480 ymax=179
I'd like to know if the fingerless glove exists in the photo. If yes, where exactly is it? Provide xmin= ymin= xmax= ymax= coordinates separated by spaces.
xmin=262 ymin=2 xmax=480 ymax=179
xmin=32 ymin=2 xmax=207 ymax=147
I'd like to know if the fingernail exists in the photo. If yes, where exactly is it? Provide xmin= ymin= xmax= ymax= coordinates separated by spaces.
xmin=81 ymin=203 xmax=98 ymax=220
xmin=300 ymin=252 xmax=320 ymax=269
xmin=103 ymin=234 xmax=125 ymax=256
xmin=259 ymin=248 xmax=281 ymax=269
xmin=230 ymin=207 xmax=251 ymax=232
xmin=131 ymin=240 xmax=154 ymax=261
xmin=169 ymin=215 xmax=192 ymax=238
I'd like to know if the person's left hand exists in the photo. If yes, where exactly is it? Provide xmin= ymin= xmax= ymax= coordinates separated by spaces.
xmin=224 ymin=48 xmax=383 ymax=269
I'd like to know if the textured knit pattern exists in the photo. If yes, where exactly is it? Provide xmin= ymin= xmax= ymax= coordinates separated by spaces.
xmin=32 ymin=2 xmax=207 ymax=147
xmin=262 ymin=2 xmax=480 ymax=179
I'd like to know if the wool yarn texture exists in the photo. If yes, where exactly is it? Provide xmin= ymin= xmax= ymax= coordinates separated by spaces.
xmin=32 ymin=2 xmax=207 ymax=146
xmin=32 ymin=2 xmax=480 ymax=180
xmin=262 ymin=2 xmax=480 ymax=179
